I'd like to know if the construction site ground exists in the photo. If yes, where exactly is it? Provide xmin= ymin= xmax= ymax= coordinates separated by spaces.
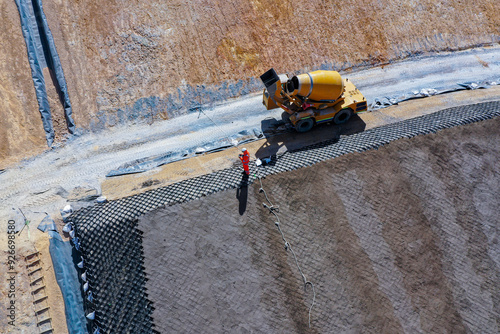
xmin=1 ymin=90 xmax=500 ymax=334
xmin=0 ymin=222 xmax=68 ymax=333
xmin=0 ymin=46 xmax=499 ymax=333
xmin=1 ymin=0 xmax=500 ymax=331
xmin=139 ymin=116 xmax=499 ymax=333
xmin=62 ymin=99 xmax=500 ymax=333
xmin=3 ymin=0 xmax=500 ymax=163
xmin=2 ymin=46 xmax=499 ymax=215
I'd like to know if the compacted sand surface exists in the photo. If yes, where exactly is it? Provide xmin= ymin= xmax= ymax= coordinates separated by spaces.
xmin=139 ymin=117 xmax=500 ymax=333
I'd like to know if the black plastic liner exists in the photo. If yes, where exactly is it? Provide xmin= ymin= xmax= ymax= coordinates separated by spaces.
xmin=370 ymin=81 xmax=495 ymax=109
xmin=49 ymin=231 xmax=88 ymax=334
xmin=107 ymin=128 xmax=263 ymax=177
xmin=15 ymin=0 xmax=75 ymax=147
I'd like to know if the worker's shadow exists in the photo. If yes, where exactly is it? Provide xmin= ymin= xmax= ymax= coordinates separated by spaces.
xmin=256 ymin=113 xmax=366 ymax=162
xmin=236 ymin=174 xmax=249 ymax=215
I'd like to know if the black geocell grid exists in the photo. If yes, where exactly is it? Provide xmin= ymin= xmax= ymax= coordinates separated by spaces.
xmin=69 ymin=100 xmax=500 ymax=334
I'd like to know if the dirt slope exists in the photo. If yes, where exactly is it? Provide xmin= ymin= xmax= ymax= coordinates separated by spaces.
xmin=139 ymin=117 xmax=499 ymax=333
xmin=1 ymin=0 xmax=499 ymax=165
xmin=0 ymin=0 xmax=47 ymax=164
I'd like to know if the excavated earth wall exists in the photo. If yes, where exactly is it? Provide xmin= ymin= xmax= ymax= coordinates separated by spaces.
xmin=1 ymin=0 xmax=500 ymax=164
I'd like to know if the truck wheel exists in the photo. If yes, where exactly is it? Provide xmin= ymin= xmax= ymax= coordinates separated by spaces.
xmin=281 ymin=111 xmax=291 ymax=123
xmin=334 ymin=108 xmax=353 ymax=124
xmin=295 ymin=118 xmax=314 ymax=132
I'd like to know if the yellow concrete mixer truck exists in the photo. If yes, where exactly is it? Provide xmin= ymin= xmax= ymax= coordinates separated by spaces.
xmin=260 ymin=68 xmax=367 ymax=132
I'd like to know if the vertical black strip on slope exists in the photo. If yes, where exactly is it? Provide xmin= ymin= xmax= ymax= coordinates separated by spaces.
xmin=15 ymin=0 xmax=75 ymax=147
xmin=32 ymin=0 xmax=75 ymax=134
xmin=15 ymin=0 xmax=54 ymax=146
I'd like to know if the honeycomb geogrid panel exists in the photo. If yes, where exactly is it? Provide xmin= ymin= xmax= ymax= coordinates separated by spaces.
xmin=69 ymin=101 xmax=500 ymax=333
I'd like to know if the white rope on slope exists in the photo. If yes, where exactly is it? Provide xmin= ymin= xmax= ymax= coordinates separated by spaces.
xmin=258 ymin=176 xmax=316 ymax=328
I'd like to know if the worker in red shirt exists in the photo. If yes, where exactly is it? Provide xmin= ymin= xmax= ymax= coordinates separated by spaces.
xmin=239 ymin=148 xmax=250 ymax=175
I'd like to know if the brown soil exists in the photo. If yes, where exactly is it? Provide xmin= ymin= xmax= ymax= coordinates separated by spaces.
xmin=1 ymin=0 xmax=499 ymax=164
xmin=139 ymin=117 xmax=500 ymax=333
xmin=0 ymin=0 xmax=47 ymax=166
xmin=0 ymin=226 xmax=68 ymax=334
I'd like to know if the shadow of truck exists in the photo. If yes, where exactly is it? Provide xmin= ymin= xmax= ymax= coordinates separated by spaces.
xmin=255 ymin=113 xmax=367 ymax=161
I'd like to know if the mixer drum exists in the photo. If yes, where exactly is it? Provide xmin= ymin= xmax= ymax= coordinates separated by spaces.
xmin=286 ymin=70 xmax=344 ymax=101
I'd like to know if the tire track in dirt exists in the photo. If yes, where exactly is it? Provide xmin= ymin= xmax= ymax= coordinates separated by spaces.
xmin=400 ymin=146 xmax=498 ymax=333
xmin=332 ymin=170 xmax=423 ymax=333
xmin=430 ymin=130 xmax=500 ymax=327
xmin=270 ymin=168 xmax=407 ymax=333
xmin=351 ymin=141 xmax=468 ymax=333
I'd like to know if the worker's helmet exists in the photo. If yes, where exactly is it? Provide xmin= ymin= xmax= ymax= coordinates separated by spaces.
xmin=242 ymin=148 xmax=247 ymax=152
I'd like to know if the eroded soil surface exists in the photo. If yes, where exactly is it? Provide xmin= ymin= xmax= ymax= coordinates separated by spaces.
xmin=1 ymin=0 xmax=499 ymax=163
xmin=139 ymin=117 xmax=499 ymax=333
